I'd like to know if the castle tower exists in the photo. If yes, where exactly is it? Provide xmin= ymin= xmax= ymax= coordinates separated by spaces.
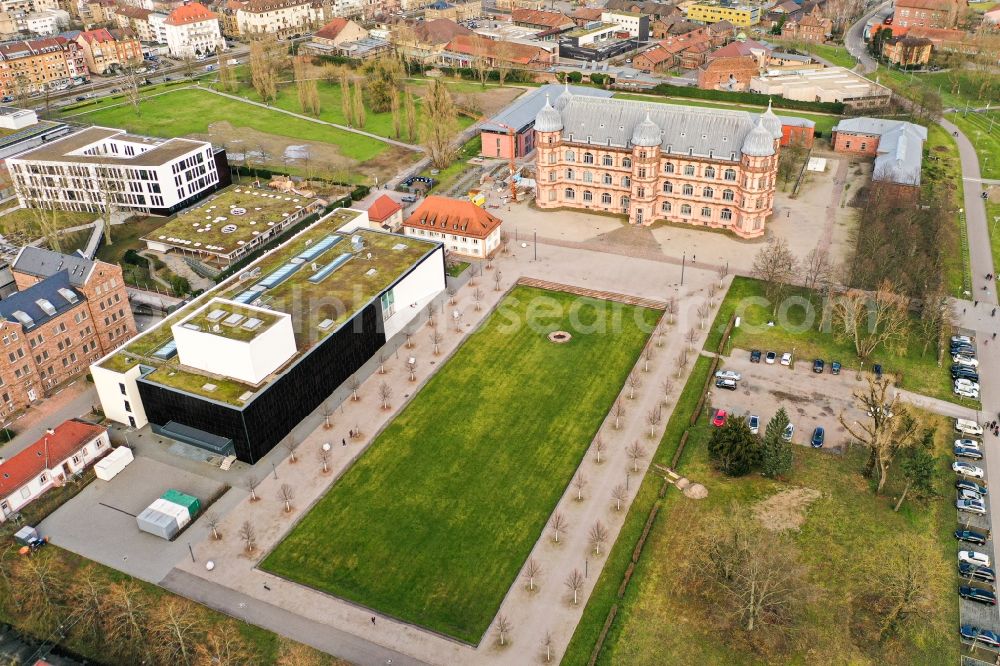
xmin=738 ymin=116 xmax=780 ymax=237
xmin=629 ymin=112 xmax=661 ymax=226
xmin=533 ymin=95 xmax=563 ymax=210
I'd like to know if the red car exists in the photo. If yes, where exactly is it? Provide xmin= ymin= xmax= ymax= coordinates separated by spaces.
xmin=712 ymin=409 xmax=727 ymax=427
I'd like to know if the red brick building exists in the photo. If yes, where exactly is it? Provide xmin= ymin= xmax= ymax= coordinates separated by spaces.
xmin=780 ymin=6 xmax=832 ymax=43
xmin=894 ymin=0 xmax=967 ymax=29
xmin=0 ymin=248 xmax=135 ymax=417
xmin=882 ymin=35 xmax=933 ymax=66
xmin=697 ymin=55 xmax=758 ymax=90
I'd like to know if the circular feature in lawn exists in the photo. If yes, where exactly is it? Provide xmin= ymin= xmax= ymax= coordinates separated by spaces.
xmin=221 ymin=224 xmax=238 ymax=234
xmin=548 ymin=331 xmax=572 ymax=344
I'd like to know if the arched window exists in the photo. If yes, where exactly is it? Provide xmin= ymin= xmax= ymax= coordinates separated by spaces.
xmin=724 ymin=168 xmax=737 ymax=181
xmin=602 ymin=173 xmax=612 ymax=185
xmin=583 ymin=172 xmax=593 ymax=183
xmin=621 ymin=196 xmax=630 ymax=208
xmin=682 ymin=184 xmax=694 ymax=196
xmin=721 ymin=208 xmax=733 ymax=221
xmin=663 ymin=181 xmax=673 ymax=193
xmin=704 ymin=166 xmax=716 ymax=178
xmin=565 ymin=150 xmax=575 ymax=162
xmin=583 ymin=190 xmax=593 ymax=202
xmin=566 ymin=168 xmax=574 ymax=179
xmin=661 ymin=201 xmax=671 ymax=213
xmin=681 ymin=204 xmax=692 ymax=215
xmin=683 ymin=165 xmax=695 ymax=176
xmin=602 ymin=154 xmax=613 ymax=166
xmin=701 ymin=207 xmax=712 ymax=218
xmin=703 ymin=187 xmax=714 ymax=198
xmin=548 ymin=153 xmax=556 ymax=164
xmin=583 ymin=152 xmax=594 ymax=164
xmin=622 ymin=176 xmax=631 ymax=187
xmin=622 ymin=157 xmax=632 ymax=168
xmin=722 ymin=189 xmax=735 ymax=201
xmin=565 ymin=188 xmax=576 ymax=200
xmin=601 ymin=192 xmax=612 ymax=204
xmin=664 ymin=162 xmax=675 ymax=173
xmin=636 ymin=186 xmax=645 ymax=198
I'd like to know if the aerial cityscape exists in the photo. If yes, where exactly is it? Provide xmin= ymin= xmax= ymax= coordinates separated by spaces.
xmin=0 ymin=0 xmax=994 ymax=662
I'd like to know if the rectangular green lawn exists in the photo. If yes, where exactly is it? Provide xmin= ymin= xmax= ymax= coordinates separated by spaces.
xmin=261 ymin=286 xmax=657 ymax=643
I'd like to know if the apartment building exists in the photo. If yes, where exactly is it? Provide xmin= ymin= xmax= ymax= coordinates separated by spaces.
xmin=115 ymin=6 xmax=156 ymax=43
xmin=894 ymin=0 xmax=967 ymax=29
xmin=162 ymin=1 xmax=222 ymax=57
xmin=685 ymin=3 xmax=760 ymax=27
xmin=533 ymin=92 xmax=782 ymax=238
xmin=402 ymin=195 xmax=501 ymax=259
xmin=601 ymin=10 xmax=650 ymax=38
xmin=236 ymin=0 xmax=313 ymax=38
xmin=0 ymin=37 xmax=88 ymax=98
xmin=75 ymin=28 xmax=142 ymax=74
xmin=0 ymin=248 xmax=134 ymax=415
xmin=7 ymin=126 xmax=227 ymax=215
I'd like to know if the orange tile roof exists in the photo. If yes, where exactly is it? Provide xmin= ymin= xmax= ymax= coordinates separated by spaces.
xmin=403 ymin=196 xmax=501 ymax=240
xmin=446 ymin=34 xmax=549 ymax=65
xmin=512 ymin=8 xmax=572 ymax=28
xmin=637 ymin=45 xmax=672 ymax=64
xmin=367 ymin=194 xmax=402 ymax=222
xmin=315 ymin=17 xmax=350 ymax=40
xmin=0 ymin=420 xmax=106 ymax=499
xmin=165 ymin=1 xmax=217 ymax=26
xmin=79 ymin=28 xmax=116 ymax=43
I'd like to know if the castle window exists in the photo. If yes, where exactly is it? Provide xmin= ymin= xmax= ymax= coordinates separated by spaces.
xmin=623 ymin=157 xmax=632 ymax=168
xmin=705 ymin=166 xmax=716 ymax=178
xmin=724 ymin=168 xmax=737 ymax=181
xmin=722 ymin=189 xmax=735 ymax=201
xmin=638 ymin=167 xmax=646 ymax=178
xmin=664 ymin=162 xmax=674 ymax=173
xmin=565 ymin=150 xmax=575 ymax=162
xmin=683 ymin=165 xmax=695 ymax=176
xmin=565 ymin=188 xmax=576 ymax=199
xmin=603 ymin=173 xmax=612 ymax=185
xmin=661 ymin=201 xmax=671 ymax=213
xmin=583 ymin=152 xmax=594 ymax=164
xmin=703 ymin=187 xmax=714 ymax=198
xmin=583 ymin=190 xmax=593 ymax=202
xmin=637 ymin=187 xmax=645 ymax=197
xmin=566 ymin=168 xmax=574 ymax=179
xmin=583 ymin=172 xmax=593 ymax=183
xmin=681 ymin=204 xmax=692 ymax=215
xmin=721 ymin=208 xmax=733 ymax=221
xmin=622 ymin=176 xmax=631 ymax=187
xmin=663 ymin=181 xmax=672 ymax=193
xmin=601 ymin=192 xmax=612 ymax=204
xmin=701 ymin=207 xmax=712 ymax=218
xmin=682 ymin=184 xmax=694 ymax=196
xmin=603 ymin=154 xmax=613 ymax=166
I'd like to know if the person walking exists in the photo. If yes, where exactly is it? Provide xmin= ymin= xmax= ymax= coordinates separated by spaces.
xmin=371 ymin=616 xmax=376 ymax=625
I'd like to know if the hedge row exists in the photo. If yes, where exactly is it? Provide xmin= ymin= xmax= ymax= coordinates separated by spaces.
xmin=649 ymin=83 xmax=845 ymax=115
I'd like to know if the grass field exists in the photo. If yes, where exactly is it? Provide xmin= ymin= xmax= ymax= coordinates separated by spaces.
xmin=262 ymin=287 xmax=657 ymax=643
xmin=948 ymin=110 xmax=1000 ymax=180
xmin=923 ymin=123 xmax=969 ymax=296
xmin=988 ymin=201 xmax=1000 ymax=276
xmin=707 ymin=277 xmax=975 ymax=408
xmin=613 ymin=92 xmax=841 ymax=136
xmin=767 ymin=40 xmax=858 ymax=69
xmin=0 ymin=208 xmax=96 ymax=243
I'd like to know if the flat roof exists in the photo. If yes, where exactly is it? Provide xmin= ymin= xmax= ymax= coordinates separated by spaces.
xmin=99 ymin=212 xmax=440 ymax=405
xmin=11 ymin=126 xmax=207 ymax=167
xmin=141 ymin=186 xmax=320 ymax=257
xmin=179 ymin=299 xmax=281 ymax=343
xmin=566 ymin=22 xmax=618 ymax=37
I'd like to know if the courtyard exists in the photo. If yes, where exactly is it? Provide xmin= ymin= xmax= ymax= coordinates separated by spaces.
xmin=261 ymin=286 xmax=659 ymax=644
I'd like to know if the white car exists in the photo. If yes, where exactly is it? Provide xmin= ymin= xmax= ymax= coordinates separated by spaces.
xmin=960 ymin=488 xmax=986 ymax=502
xmin=953 ymin=335 xmax=973 ymax=344
xmin=957 ymin=419 xmax=985 ymax=436
xmin=715 ymin=370 xmax=742 ymax=382
xmin=953 ymin=355 xmax=979 ymax=368
xmin=747 ymin=415 xmax=760 ymax=434
xmin=956 ymin=439 xmax=983 ymax=451
xmin=780 ymin=352 xmax=792 ymax=366
xmin=960 ymin=550 xmax=992 ymax=567
xmin=959 ymin=499 xmax=988 ymax=515
xmin=955 ymin=387 xmax=981 ymax=400
xmin=954 ymin=461 xmax=986 ymax=479
xmin=782 ymin=422 xmax=794 ymax=442
xmin=955 ymin=378 xmax=981 ymax=392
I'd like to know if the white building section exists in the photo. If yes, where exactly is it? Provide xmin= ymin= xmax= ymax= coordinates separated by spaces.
xmin=380 ymin=244 xmax=446 ymax=340
xmin=91 ymin=361 xmax=149 ymax=428
xmin=6 ymin=126 xmax=221 ymax=215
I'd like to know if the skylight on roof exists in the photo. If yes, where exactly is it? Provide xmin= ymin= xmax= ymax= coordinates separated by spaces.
xmin=36 ymin=299 xmax=56 ymax=316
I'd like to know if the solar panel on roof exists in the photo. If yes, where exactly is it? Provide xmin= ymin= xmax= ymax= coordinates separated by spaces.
xmin=258 ymin=261 xmax=302 ymax=289
xmin=232 ymin=288 xmax=261 ymax=304
xmin=223 ymin=313 xmax=245 ymax=326
xmin=152 ymin=340 xmax=177 ymax=360
xmin=242 ymin=317 xmax=262 ymax=331
xmin=206 ymin=309 xmax=227 ymax=322
xmin=295 ymin=234 xmax=343 ymax=262
xmin=308 ymin=253 xmax=352 ymax=284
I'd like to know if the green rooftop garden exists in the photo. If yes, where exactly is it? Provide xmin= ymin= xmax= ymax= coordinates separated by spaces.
xmin=181 ymin=301 xmax=281 ymax=343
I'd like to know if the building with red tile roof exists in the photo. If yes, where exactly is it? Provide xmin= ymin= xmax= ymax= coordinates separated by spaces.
xmin=0 ymin=419 xmax=109 ymax=521
xmin=75 ymin=28 xmax=142 ymax=75
xmin=402 ymin=195 xmax=502 ymax=258
xmin=163 ymin=1 xmax=222 ymax=57
xmin=443 ymin=33 xmax=555 ymax=67
xmin=366 ymin=194 xmax=403 ymax=231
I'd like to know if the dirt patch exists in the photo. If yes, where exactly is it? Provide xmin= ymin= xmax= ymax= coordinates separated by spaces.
xmin=452 ymin=87 xmax=523 ymax=117
xmin=771 ymin=390 xmax=810 ymax=404
xmin=754 ymin=487 xmax=822 ymax=532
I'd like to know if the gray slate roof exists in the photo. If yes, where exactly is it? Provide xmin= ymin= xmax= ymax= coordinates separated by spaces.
xmin=0 ymin=270 xmax=84 ymax=331
xmin=12 ymin=246 xmax=95 ymax=287
xmin=833 ymin=117 xmax=926 ymax=186
xmin=482 ymin=83 xmax=614 ymax=134
xmin=553 ymin=96 xmax=763 ymax=161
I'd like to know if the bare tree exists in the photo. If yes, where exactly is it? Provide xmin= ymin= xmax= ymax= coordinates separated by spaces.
xmin=239 ymin=521 xmax=257 ymax=553
xmin=593 ymin=436 xmax=606 ymax=464
xmin=473 ymin=287 xmax=484 ymax=311
xmin=666 ymin=297 xmax=677 ymax=325
xmin=565 ymin=569 xmax=585 ymax=605
xmin=100 ymin=581 xmax=150 ymax=661
xmin=378 ymin=352 xmax=387 ymax=374
xmin=655 ymin=320 xmax=666 ymax=347
xmin=611 ymin=484 xmax=627 ymax=511
xmin=642 ymin=344 xmax=654 ymax=372
xmin=407 ymin=357 xmax=417 ymax=381
xmin=430 ymin=329 xmax=443 ymax=355
xmin=675 ymin=349 xmax=689 ymax=377
xmin=717 ymin=264 xmax=728 ymax=288
xmin=378 ymin=381 xmax=393 ymax=410
xmin=318 ymin=448 xmax=330 ymax=474
xmin=661 ymin=379 xmax=674 ymax=404
xmin=612 ymin=400 xmax=626 ymax=430
xmin=627 ymin=441 xmax=647 ymax=472
xmin=708 ymin=282 xmax=718 ymax=303
xmin=839 ymin=376 xmax=917 ymax=493
xmin=206 ymin=512 xmax=222 ymax=540
xmin=150 ymin=598 xmax=201 ymax=666
xmin=542 ymin=631 xmax=554 ymax=663
xmin=349 ymin=374 xmax=361 ymax=401
xmin=196 ymin=624 xmax=258 ymax=666
xmin=421 ymin=80 xmax=459 ymax=169
xmin=495 ymin=614 xmax=512 ymax=646
xmin=494 ymin=39 xmax=514 ymax=87
xmin=589 ymin=520 xmax=609 ymax=556
xmin=550 ymin=512 xmax=567 ymax=543
xmin=282 ymin=436 xmax=298 ymax=463
xmin=697 ymin=302 xmax=710 ymax=329
xmin=321 ymin=401 xmax=333 ymax=430
xmin=494 ymin=270 xmax=503 ymax=292
xmin=448 ymin=287 xmax=457 ymax=305
xmin=572 ymin=470 xmax=587 ymax=501
xmin=404 ymin=326 xmax=414 ymax=349
xmin=627 ymin=372 xmax=640 ymax=399
xmin=752 ymin=237 xmax=799 ymax=315
xmin=523 ymin=558 xmax=542 ymax=591
xmin=646 ymin=405 xmax=662 ymax=438
xmin=685 ymin=327 xmax=698 ymax=350
xmin=831 ymin=281 xmax=910 ymax=360
xmin=278 ymin=484 xmax=294 ymax=513
xmin=244 ymin=474 xmax=260 ymax=502
xmin=802 ymin=246 xmax=833 ymax=291
xmin=860 ymin=534 xmax=939 ymax=642
xmin=120 ymin=60 xmax=144 ymax=116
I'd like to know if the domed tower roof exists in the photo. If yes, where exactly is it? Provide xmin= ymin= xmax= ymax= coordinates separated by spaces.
xmin=534 ymin=95 xmax=563 ymax=133
xmin=631 ymin=112 xmax=662 ymax=147
xmin=742 ymin=116 xmax=776 ymax=157
xmin=554 ymin=81 xmax=573 ymax=111
xmin=761 ymin=99 xmax=783 ymax=139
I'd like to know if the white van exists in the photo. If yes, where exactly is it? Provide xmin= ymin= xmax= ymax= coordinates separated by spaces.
xmin=956 ymin=418 xmax=985 ymax=436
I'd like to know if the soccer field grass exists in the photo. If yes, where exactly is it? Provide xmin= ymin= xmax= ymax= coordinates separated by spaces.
xmin=261 ymin=287 xmax=657 ymax=643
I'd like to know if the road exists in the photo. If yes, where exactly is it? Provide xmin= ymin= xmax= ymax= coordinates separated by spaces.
xmin=844 ymin=0 xmax=893 ymax=73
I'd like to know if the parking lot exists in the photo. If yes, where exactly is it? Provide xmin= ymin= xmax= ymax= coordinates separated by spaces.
xmin=39 ymin=455 xmax=229 ymax=584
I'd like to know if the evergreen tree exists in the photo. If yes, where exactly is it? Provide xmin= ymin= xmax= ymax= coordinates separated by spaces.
xmin=761 ymin=408 xmax=793 ymax=478
xmin=708 ymin=415 xmax=762 ymax=477
xmin=894 ymin=428 xmax=938 ymax=512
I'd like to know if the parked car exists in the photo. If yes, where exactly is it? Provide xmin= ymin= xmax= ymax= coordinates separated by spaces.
xmin=715 ymin=378 xmax=737 ymax=391
xmin=959 ymin=499 xmax=988 ymax=515
xmin=956 ymin=529 xmax=989 ymax=545
xmin=780 ymin=352 xmax=792 ymax=366
xmin=955 ymin=378 xmax=980 ymax=392
xmin=960 ymin=488 xmax=986 ymax=502
xmin=782 ymin=422 xmax=794 ymax=442
xmin=953 ymin=355 xmax=979 ymax=368
xmin=951 ymin=343 xmax=976 ymax=354
xmin=961 ymin=624 xmax=1000 ymax=647
xmin=956 ymin=419 xmax=985 ymax=436
xmin=765 ymin=351 xmax=776 ymax=364
xmin=952 ymin=369 xmax=980 ymax=383
xmin=957 ymin=479 xmax=988 ymax=496
xmin=956 ymin=439 xmax=983 ymax=451
xmin=812 ymin=359 xmax=824 ymax=373
xmin=954 ymin=461 xmax=986 ymax=479
xmin=1 ymin=95 xmax=14 ymax=102
xmin=715 ymin=370 xmax=742 ymax=381
xmin=960 ymin=562 xmax=997 ymax=583
xmin=401 ymin=195 xmax=417 ymax=203
xmin=960 ymin=551 xmax=992 ymax=568
xmin=74 ymin=95 xmax=86 ymax=101
xmin=712 ymin=409 xmax=727 ymax=427
xmin=748 ymin=415 xmax=760 ymax=434
xmin=960 ymin=586 xmax=997 ymax=605
xmin=955 ymin=387 xmax=980 ymax=400
xmin=831 ymin=361 xmax=841 ymax=375
xmin=750 ymin=349 xmax=761 ymax=363
xmin=955 ymin=446 xmax=985 ymax=460
xmin=810 ymin=427 xmax=825 ymax=448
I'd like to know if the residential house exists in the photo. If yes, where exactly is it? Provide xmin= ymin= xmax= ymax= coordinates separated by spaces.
xmin=633 ymin=43 xmax=673 ymax=70
xmin=82 ymin=0 xmax=116 ymax=26
xmin=424 ymin=0 xmax=481 ymax=21
xmin=697 ymin=54 xmax=757 ymax=90
xmin=0 ymin=420 xmax=110 ymax=521
xmin=75 ymin=27 xmax=141 ymax=74
xmin=162 ymin=1 xmax=222 ymax=57
xmin=218 ymin=0 xmax=243 ymax=38
xmin=311 ymin=16 xmax=366 ymax=46
xmin=894 ymin=0 xmax=967 ymax=28
xmin=604 ymin=0 xmax=676 ymax=20
xmin=780 ymin=5 xmax=832 ymax=42
xmin=115 ymin=5 xmax=155 ymax=42
xmin=391 ymin=18 xmax=474 ymax=62
xmin=570 ymin=7 xmax=602 ymax=25
xmin=24 ymin=9 xmax=69 ymax=35
xmin=512 ymin=8 xmax=573 ymax=32
xmin=882 ymin=34 xmax=932 ymax=65
xmin=442 ymin=33 xmax=554 ymax=68
xmin=708 ymin=36 xmax=770 ymax=67
xmin=236 ymin=0 xmax=314 ymax=38
xmin=365 ymin=194 xmax=403 ymax=231
xmin=403 ymin=195 xmax=501 ymax=259
xmin=0 ymin=37 xmax=88 ymax=97
xmin=706 ymin=19 xmax=734 ymax=44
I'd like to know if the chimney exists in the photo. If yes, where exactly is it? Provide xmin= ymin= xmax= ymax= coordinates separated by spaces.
xmin=0 ymin=456 xmax=5 ymax=466
xmin=46 ymin=428 xmax=55 ymax=435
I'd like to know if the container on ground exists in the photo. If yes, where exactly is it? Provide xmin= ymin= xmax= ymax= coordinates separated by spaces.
xmin=136 ymin=506 xmax=179 ymax=540
xmin=161 ymin=489 xmax=200 ymax=518
xmin=149 ymin=497 xmax=191 ymax=528
xmin=94 ymin=446 xmax=134 ymax=481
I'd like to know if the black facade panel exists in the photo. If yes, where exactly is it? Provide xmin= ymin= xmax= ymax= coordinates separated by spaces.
xmin=137 ymin=379 xmax=250 ymax=459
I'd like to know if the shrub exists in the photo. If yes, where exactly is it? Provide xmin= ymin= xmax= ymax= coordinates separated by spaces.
xmin=567 ymin=71 xmax=583 ymax=83
xmin=648 ymin=83 xmax=845 ymax=114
